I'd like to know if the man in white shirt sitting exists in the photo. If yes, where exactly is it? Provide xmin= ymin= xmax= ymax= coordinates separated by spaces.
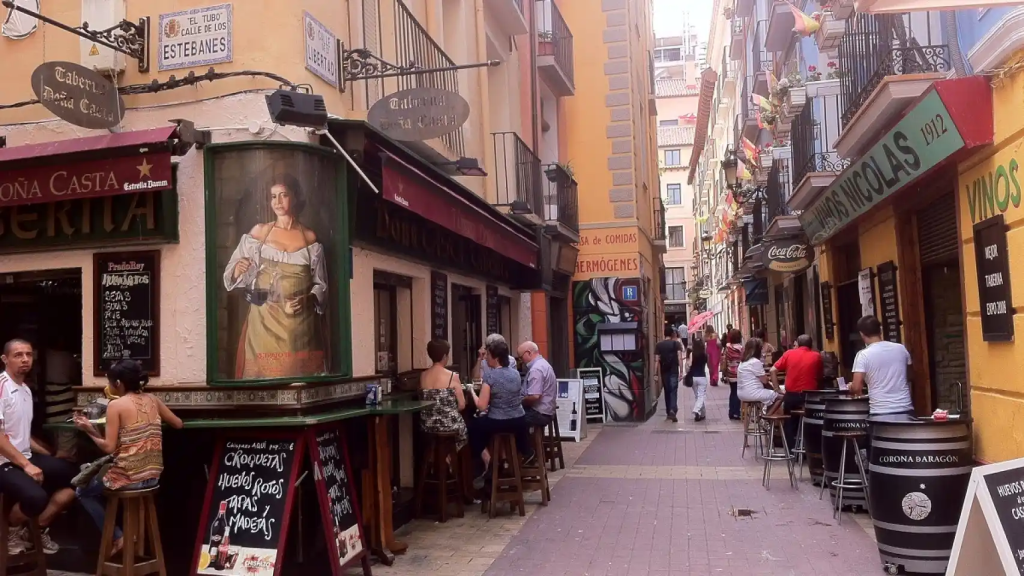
xmin=849 ymin=316 xmax=916 ymax=419
xmin=0 ymin=339 xmax=77 ymax=554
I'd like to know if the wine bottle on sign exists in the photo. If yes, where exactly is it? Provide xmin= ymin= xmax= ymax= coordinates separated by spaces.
xmin=570 ymin=402 xmax=578 ymax=431
xmin=209 ymin=501 xmax=228 ymax=564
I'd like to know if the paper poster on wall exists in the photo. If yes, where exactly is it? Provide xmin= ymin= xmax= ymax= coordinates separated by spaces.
xmin=858 ymin=268 xmax=875 ymax=317
xmin=555 ymin=379 xmax=585 ymax=442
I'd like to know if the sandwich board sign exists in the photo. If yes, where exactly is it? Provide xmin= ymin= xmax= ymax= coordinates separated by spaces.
xmin=947 ymin=457 xmax=1024 ymax=575
xmin=555 ymin=378 xmax=585 ymax=442
xmin=577 ymin=367 xmax=605 ymax=424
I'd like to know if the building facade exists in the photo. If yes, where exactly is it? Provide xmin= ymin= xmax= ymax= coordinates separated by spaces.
xmin=561 ymin=0 xmax=663 ymax=422
xmin=654 ymin=41 xmax=699 ymax=333
xmin=0 ymin=0 xmax=579 ymax=413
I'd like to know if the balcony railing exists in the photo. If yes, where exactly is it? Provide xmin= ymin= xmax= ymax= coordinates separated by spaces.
xmin=654 ymin=197 xmax=667 ymax=243
xmin=765 ymin=157 xmax=793 ymax=224
xmin=492 ymin=132 xmax=543 ymax=218
xmin=543 ymin=163 xmax=579 ymax=234
xmin=792 ymin=90 xmax=848 ymax=186
xmin=359 ymin=0 xmax=466 ymax=157
xmin=752 ymin=20 xmax=772 ymax=82
xmin=536 ymin=0 xmax=575 ymax=95
xmin=838 ymin=12 xmax=950 ymax=126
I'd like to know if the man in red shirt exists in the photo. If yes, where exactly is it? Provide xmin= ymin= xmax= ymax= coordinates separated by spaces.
xmin=770 ymin=334 xmax=823 ymax=447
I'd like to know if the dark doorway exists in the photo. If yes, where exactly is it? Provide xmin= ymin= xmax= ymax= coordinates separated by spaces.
xmin=922 ymin=260 xmax=966 ymax=413
xmin=793 ymin=273 xmax=806 ymax=338
xmin=836 ymin=280 xmax=864 ymax=374
xmin=450 ymin=284 xmax=481 ymax=381
xmin=0 ymin=269 xmax=83 ymax=435
xmin=549 ymin=295 xmax=569 ymax=377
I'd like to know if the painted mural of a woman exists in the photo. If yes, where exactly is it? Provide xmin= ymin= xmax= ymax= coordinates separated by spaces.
xmin=223 ymin=174 xmax=328 ymax=379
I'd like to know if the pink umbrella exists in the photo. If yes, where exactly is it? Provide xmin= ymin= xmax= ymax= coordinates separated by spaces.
xmin=687 ymin=311 xmax=716 ymax=334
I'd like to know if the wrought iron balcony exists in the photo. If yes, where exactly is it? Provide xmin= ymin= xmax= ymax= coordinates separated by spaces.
xmin=536 ymin=0 xmax=575 ymax=96
xmin=653 ymin=197 xmax=667 ymax=245
xmin=791 ymin=85 xmax=849 ymax=189
xmin=838 ymin=12 xmax=950 ymax=127
xmin=543 ymin=162 xmax=579 ymax=238
xmin=751 ymin=20 xmax=773 ymax=96
xmin=492 ymin=132 xmax=543 ymax=225
xmin=741 ymin=77 xmax=759 ymax=141
xmin=358 ymin=0 xmax=466 ymax=158
xmin=730 ymin=18 xmax=744 ymax=60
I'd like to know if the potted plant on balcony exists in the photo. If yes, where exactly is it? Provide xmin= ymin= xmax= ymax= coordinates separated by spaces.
xmin=815 ymin=10 xmax=847 ymax=55
xmin=538 ymin=30 xmax=554 ymax=56
xmin=826 ymin=60 xmax=847 ymax=80
xmin=806 ymin=65 xmax=822 ymax=82
xmin=758 ymin=145 xmax=775 ymax=170
xmin=782 ymin=72 xmax=807 ymax=118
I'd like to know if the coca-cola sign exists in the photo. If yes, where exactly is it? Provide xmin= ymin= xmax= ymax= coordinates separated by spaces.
xmin=763 ymin=238 xmax=811 ymax=273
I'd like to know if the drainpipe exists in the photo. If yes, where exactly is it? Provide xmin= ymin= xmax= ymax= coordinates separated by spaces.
xmin=474 ymin=0 xmax=494 ymax=203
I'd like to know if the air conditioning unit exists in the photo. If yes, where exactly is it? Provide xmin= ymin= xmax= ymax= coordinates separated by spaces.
xmin=80 ymin=0 xmax=126 ymax=75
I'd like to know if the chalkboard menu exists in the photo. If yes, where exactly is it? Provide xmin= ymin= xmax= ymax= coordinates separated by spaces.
xmin=983 ymin=468 xmax=1024 ymax=575
xmin=876 ymin=261 xmax=902 ymax=343
xmin=194 ymin=435 xmax=303 ymax=576
xmin=431 ymin=271 xmax=448 ymax=341
xmin=820 ymin=281 xmax=835 ymax=341
xmin=485 ymin=285 xmax=499 ymax=336
xmin=309 ymin=427 xmax=366 ymax=574
xmin=578 ymin=368 xmax=604 ymax=422
xmin=94 ymin=250 xmax=160 ymax=375
xmin=974 ymin=215 xmax=1014 ymax=342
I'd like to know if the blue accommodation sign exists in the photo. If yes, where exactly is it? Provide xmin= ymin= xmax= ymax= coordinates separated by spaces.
xmin=621 ymin=285 xmax=638 ymax=302
xmin=799 ymin=91 xmax=966 ymax=245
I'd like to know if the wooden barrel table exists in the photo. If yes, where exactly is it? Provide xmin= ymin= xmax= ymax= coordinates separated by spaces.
xmin=804 ymin=390 xmax=848 ymax=486
xmin=823 ymin=396 xmax=870 ymax=509
xmin=868 ymin=417 xmax=974 ymax=575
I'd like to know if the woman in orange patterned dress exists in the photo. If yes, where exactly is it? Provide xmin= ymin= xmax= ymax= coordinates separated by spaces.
xmin=74 ymin=359 xmax=183 ymax=556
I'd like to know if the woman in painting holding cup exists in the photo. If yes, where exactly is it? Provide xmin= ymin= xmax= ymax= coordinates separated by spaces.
xmin=223 ymin=174 xmax=328 ymax=379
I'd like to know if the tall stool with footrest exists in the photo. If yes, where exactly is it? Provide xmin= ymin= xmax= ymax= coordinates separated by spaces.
xmin=760 ymin=413 xmax=797 ymax=490
xmin=415 ymin=431 xmax=465 ymax=522
xmin=826 ymin=429 xmax=870 ymax=525
xmin=520 ymin=426 xmax=551 ymax=505
xmin=741 ymin=401 xmax=768 ymax=458
xmin=481 ymin=433 xmax=526 ymax=518
xmin=790 ymin=408 xmax=807 ymax=480
xmin=97 ymin=486 xmax=167 ymax=576
xmin=543 ymin=411 xmax=565 ymax=472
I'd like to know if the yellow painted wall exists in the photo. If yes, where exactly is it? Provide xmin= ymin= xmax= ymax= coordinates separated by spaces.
xmin=957 ymin=61 xmax=1024 ymax=462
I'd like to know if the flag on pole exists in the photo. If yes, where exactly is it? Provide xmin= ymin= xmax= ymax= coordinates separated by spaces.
xmin=740 ymin=161 xmax=752 ymax=182
xmin=788 ymin=3 xmax=821 ymax=36
xmin=767 ymin=69 xmax=779 ymax=95
xmin=742 ymin=138 xmax=758 ymax=162
xmin=751 ymin=92 xmax=774 ymax=113
xmin=756 ymin=110 xmax=765 ymax=130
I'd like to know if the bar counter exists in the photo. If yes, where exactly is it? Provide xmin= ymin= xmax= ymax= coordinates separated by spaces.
xmin=41 ymin=398 xmax=435 ymax=574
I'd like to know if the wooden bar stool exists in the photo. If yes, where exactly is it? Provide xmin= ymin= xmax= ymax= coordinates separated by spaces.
xmin=520 ymin=426 xmax=551 ymax=506
xmin=543 ymin=412 xmax=565 ymax=472
xmin=829 ymin=430 xmax=871 ymax=525
xmin=97 ymin=486 xmax=166 ymax=576
xmin=481 ymin=433 xmax=525 ymax=518
xmin=741 ymin=401 xmax=768 ymax=458
xmin=760 ymin=413 xmax=797 ymax=490
xmin=0 ymin=494 xmax=46 ymax=576
xmin=414 ymin=432 xmax=465 ymax=522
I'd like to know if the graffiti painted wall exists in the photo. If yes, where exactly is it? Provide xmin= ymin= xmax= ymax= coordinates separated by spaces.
xmin=572 ymin=277 xmax=654 ymax=422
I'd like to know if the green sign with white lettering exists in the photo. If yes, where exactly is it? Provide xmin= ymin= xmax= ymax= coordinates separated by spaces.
xmin=799 ymin=91 xmax=965 ymax=245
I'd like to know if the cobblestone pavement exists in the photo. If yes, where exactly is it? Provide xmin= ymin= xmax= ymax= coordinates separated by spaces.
xmin=59 ymin=385 xmax=884 ymax=576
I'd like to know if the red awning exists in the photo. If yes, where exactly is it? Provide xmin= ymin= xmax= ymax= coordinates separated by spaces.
xmin=380 ymin=152 xmax=539 ymax=269
xmin=0 ymin=126 xmax=178 ymax=164
xmin=0 ymin=127 xmax=177 ymax=208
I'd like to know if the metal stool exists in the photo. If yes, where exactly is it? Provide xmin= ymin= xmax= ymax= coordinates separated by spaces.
xmin=760 ymin=413 xmax=797 ymax=490
xmin=790 ymin=408 xmax=807 ymax=481
xmin=741 ymin=401 xmax=768 ymax=458
xmin=827 ymin=430 xmax=871 ymax=524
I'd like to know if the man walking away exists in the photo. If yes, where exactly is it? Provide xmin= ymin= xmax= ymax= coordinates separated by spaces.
xmin=770 ymin=334 xmax=822 ymax=447
xmin=0 ymin=339 xmax=77 ymax=554
xmin=516 ymin=341 xmax=557 ymax=428
xmin=655 ymin=327 xmax=684 ymax=422
xmin=850 ymin=316 xmax=915 ymax=419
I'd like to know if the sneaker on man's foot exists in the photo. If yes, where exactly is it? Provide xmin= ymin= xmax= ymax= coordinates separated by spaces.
xmin=39 ymin=528 xmax=59 ymax=554
xmin=6 ymin=527 xmax=26 ymax=555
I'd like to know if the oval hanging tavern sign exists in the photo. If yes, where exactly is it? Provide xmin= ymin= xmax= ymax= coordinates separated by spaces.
xmin=367 ymin=87 xmax=470 ymax=142
xmin=30 ymin=62 xmax=125 ymax=129
xmin=763 ymin=238 xmax=812 ymax=273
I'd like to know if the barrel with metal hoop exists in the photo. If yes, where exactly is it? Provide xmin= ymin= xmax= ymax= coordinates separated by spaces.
xmin=804 ymin=390 xmax=848 ymax=486
xmin=868 ymin=417 xmax=973 ymax=575
xmin=823 ymin=396 xmax=870 ymax=509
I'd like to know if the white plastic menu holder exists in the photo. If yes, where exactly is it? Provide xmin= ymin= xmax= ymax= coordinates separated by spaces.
xmin=837 ymin=377 xmax=848 ymax=391
xmin=946 ymin=457 xmax=1024 ymax=575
